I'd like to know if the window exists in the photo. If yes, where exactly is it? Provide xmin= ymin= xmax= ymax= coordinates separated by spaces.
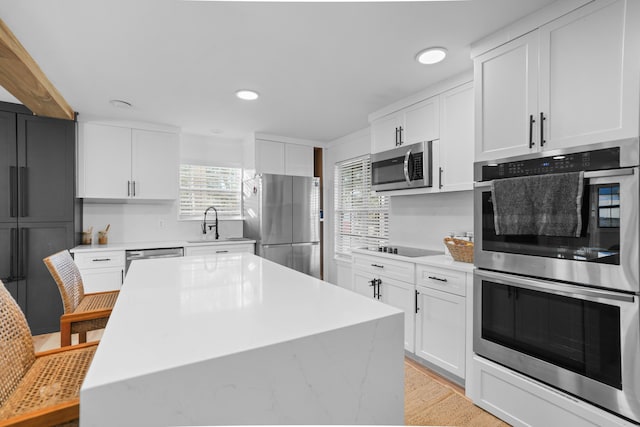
xmin=334 ymin=155 xmax=389 ymax=259
xmin=179 ymin=165 xmax=242 ymax=220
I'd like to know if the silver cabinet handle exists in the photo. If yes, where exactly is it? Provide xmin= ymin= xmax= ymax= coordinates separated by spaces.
xmin=371 ymin=263 xmax=384 ymax=269
xmin=92 ymin=258 xmax=112 ymax=262
xmin=428 ymin=275 xmax=448 ymax=282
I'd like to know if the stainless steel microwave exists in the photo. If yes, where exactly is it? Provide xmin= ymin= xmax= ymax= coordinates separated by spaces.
xmin=371 ymin=141 xmax=432 ymax=191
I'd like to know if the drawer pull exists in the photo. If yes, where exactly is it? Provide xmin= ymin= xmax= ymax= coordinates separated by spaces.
xmin=428 ymin=275 xmax=448 ymax=282
xmin=371 ymin=263 xmax=384 ymax=269
xmin=216 ymin=250 xmax=229 ymax=253
xmin=92 ymin=258 xmax=112 ymax=262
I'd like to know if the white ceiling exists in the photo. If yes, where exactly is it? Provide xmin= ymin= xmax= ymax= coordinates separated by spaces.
xmin=0 ymin=0 xmax=556 ymax=142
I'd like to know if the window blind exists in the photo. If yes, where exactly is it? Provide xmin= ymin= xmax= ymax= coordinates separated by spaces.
xmin=179 ymin=165 xmax=242 ymax=219
xmin=334 ymin=155 xmax=389 ymax=259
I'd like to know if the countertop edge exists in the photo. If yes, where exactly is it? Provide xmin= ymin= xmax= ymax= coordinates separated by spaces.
xmin=351 ymin=248 xmax=475 ymax=273
xmin=71 ymin=239 xmax=257 ymax=253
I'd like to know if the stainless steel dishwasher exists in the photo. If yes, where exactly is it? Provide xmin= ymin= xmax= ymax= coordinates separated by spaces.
xmin=125 ymin=247 xmax=184 ymax=273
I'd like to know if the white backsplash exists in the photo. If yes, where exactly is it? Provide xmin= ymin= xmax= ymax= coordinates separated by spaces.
xmin=82 ymin=201 xmax=243 ymax=244
xmin=389 ymin=190 xmax=473 ymax=252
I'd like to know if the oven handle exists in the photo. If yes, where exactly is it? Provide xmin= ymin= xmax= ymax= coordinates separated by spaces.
xmin=475 ymin=269 xmax=635 ymax=303
xmin=474 ymin=167 xmax=635 ymax=188
xmin=403 ymin=149 xmax=412 ymax=185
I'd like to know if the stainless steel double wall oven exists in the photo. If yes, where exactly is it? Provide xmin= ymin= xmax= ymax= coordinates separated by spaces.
xmin=473 ymin=138 xmax=640 ymax=424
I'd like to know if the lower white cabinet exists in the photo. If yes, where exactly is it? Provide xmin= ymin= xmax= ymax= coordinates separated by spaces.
xmin=184 ymin=243 xmax=255 ymax=256
xmin=415 ymin=285 xmax=466 ymax=379
xmin=74 ymin=250 xmax=125 ymax=293
xmin=353 ymin=269 xmax=416 ymax=352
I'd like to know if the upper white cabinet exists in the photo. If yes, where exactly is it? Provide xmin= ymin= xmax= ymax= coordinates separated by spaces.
xmin=437 ymin=82 xmax=474 ymax=192
xmin=78 ymin=123 xmax=178 ymax=199
xmin=474 ymin=0 xmax=640 ymax=161
xmin=246 ymin=136 xmax=315 ymax=177
xmin=369 ymin=78 xmax=474 ymax=195
xmin=371 ymin=97 xmax=439 ymax=154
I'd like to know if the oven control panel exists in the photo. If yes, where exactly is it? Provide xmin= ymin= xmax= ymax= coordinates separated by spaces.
xmin=482 ymin=148 xmax=620 ymax=180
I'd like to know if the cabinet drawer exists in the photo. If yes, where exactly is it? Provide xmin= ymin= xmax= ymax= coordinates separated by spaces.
xmin=74 ymin=251 xmax=125 ymax=269
xmin=185 ymin=243 xmax=255 ymax=257
xmin=415 ymin=265 xmax=466 ymax=297
xmin=352 ymin=253 xmax=414 ymax=283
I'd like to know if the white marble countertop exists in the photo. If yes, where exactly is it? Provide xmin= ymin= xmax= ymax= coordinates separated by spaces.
xmin=82 ymin=252 xmax=402 ymax=391
xmin=351 ymin=248 xmax=475 ymax=273
xmin=70 ymin=238 xmax=256 ymax=253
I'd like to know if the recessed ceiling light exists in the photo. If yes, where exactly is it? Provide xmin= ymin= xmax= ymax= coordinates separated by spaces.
xmin=235 ymin=90 xmax=259 ymax=101
xmin=109 ymin=99 xmax=132 ymax=109
xmin=415 ymin=47 xmax=447 ymax=65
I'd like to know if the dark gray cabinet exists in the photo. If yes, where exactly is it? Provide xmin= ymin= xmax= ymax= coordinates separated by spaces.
xmin=0 ymin=102 xmax=81 ymax=335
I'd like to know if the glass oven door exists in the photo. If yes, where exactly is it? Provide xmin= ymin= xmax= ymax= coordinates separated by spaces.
xmin=474 ymin=269 xmax=640 ymax=423
xmin=473 ymin=167 xmax=639 ymax=293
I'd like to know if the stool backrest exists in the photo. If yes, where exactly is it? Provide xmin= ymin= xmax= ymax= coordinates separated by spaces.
xmin=43 ymin=250 xmax=85 ymax=314
xmin=0 ymin=281 xmax=36 ymax=407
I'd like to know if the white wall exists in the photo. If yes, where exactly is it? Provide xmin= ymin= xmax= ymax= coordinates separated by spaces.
xmin=82 ymin=133 xmax=245 ymax=244
xmin=389 ymin=191 xmax=473 ymax=251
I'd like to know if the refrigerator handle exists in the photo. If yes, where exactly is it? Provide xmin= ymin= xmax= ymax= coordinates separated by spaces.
xmin=4 ymin=228 xmax=17 ymax=281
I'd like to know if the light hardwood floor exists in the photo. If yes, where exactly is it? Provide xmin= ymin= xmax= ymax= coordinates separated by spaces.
xmin=33 ymin=332 xmax=509 ymax=426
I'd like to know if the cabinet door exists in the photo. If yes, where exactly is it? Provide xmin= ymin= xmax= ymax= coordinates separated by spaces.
xmin=18 ymin=115 xmax=75 ymax=222
xmin=131 ymin=129 xmax=178 ymax=199
xmin=255 ymin=139 xmax=285 ymax=175
xmin=539 ymin=0 xmax=638 ymax=149
xmin=439 ymin=82 xmax=474 ymax=192
xmin=0 ymin=224 xmax=24 ymax=312
xmin=415 ymin=285 xmax=466 ymax=379
xmin=371 ymin=112 xmax=403 ymax=154
xmin=80 ymin=123 xmax=131 ymax=198
xmin=404 ymin=97 xmax=439 ymax=145
xmin=352 ymin=269 xmax=377 ymax=299
xmin=284 ymin=144 xmax=314 ymax=177
xmin=21 ymin=222 xmax=74 ymax=335
xmin=0 ymin=111 xmax=17 ymax=222
xmin=80 ymin=267 xmax=124 ymax=293
xmin=474 ymin=31 xmax=539 ymax=161
xmin=379 ymin=276 xmax=416 ymax=353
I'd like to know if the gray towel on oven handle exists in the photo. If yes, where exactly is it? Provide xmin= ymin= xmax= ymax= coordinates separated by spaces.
xmin=491 ymin=171 xmax=584 ymax=237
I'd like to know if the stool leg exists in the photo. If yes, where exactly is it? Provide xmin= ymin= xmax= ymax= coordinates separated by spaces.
xmin=60 ymin=320 xmax=72 ymax=347
xmin=79 ymin=331 xmax=87 ymax=343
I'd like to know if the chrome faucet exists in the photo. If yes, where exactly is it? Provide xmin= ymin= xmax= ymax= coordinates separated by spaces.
xmin=202 ymin=206 xmax=219 ymax=240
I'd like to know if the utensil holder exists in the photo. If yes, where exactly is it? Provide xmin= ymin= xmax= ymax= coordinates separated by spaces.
xmin=98 ymin=231 xmax=108 ymax=245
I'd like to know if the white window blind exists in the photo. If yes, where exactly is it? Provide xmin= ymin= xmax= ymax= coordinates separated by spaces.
xmin=334 ymin=155 xmax=389 ymax=259
xmin=179 ymin=165 xmax=242 ymax=219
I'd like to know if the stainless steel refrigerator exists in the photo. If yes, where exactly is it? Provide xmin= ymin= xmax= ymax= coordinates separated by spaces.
xmin=243 ymin=174 xmax=320 ymax=278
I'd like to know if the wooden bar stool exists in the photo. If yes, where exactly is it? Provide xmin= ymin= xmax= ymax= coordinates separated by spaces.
xmin=0 ymin=280 xmax=98 ymax=426
xmin=43 ymin=250 xmax=119 ymax=347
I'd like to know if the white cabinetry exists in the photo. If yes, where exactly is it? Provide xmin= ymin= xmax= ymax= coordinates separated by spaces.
xmin=184 ymin=242 xmax=255 ymax=256
xmin=78 ymin=123 xmax=178 ymax=199
xmin=370 ymin=80 xmax=474 ymax=194
xmin=250 ymin=138 xmax=314 ymax=177
xmin=352 ymin=253 xmax=416 ymax=352
xmin=437 ymin=82 xmax=474 ymax=192
xmin=371 ymin=97 xmax=439 ymax=154
xmin=74 ymin=250 xmax=125 ymax=293
xmin=474 ymin=0 xmax=640 ymax=161
xmin=415 ymin=265 xmax=466 ymax=380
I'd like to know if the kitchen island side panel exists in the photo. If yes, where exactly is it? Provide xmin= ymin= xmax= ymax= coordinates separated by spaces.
xmin=80 ymin=313 xmax=404 ymax=426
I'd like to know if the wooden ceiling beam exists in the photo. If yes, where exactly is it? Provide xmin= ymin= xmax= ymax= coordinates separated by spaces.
xmin=0 ymin=19 xmax=74 ymax=120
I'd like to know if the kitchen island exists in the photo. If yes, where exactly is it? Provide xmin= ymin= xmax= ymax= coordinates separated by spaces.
xmin=80 ymin=253 xmax=404 ymax=426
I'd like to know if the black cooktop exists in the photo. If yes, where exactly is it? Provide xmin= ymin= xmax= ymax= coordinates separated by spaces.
xmin=363 ymin=245 xmax=442 ymax=258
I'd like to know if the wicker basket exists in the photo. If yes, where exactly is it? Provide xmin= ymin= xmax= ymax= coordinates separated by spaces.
xmin=444 ymin=237 xmax=474 ymax=263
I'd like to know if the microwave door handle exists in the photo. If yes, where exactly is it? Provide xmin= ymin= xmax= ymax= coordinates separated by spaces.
xmin=584 ymin=168 xmax=634 ymax=179
xmin=403 ymin=149 xmax=412 ymax=185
